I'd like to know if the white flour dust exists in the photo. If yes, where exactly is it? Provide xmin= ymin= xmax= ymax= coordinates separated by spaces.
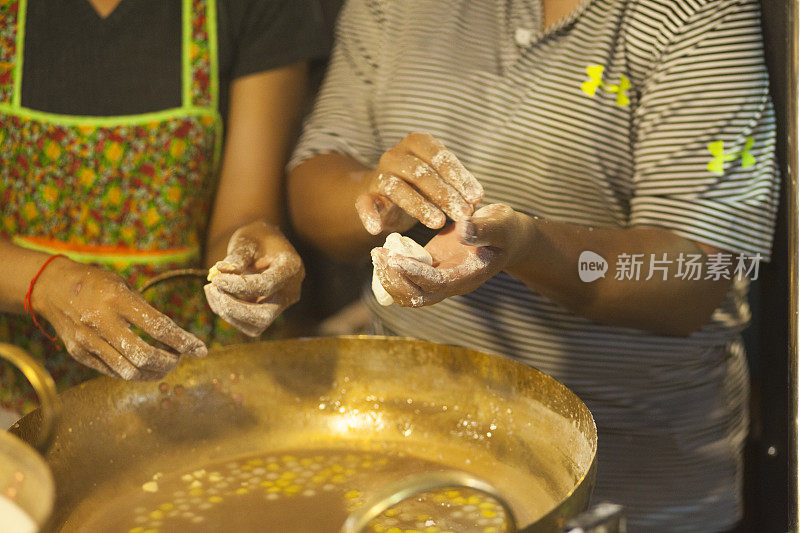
xmin=379 ymin=173 xmax=444 ymax=227
xmin=371 ymin=233 xmax=432 ymax=306
xmin=430 ymin=150 xmax=483 ymax=204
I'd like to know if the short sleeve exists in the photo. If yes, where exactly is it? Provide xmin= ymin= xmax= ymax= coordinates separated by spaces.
xmin=288 ymin=0 xmax=385 ymax=170
xmin=629 ymin=0 xmax=779 ymax=261
xmin=227 ymin=0 xmax=329 ymax=79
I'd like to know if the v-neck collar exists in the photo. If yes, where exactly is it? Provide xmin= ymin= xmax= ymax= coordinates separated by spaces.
xmin=76 ymin=0 xmax=133 ymax=24
xmin=494 ymin=0 xmax=596 ymax=75
xmin=541 ymin=0 xmax=595 ymax=37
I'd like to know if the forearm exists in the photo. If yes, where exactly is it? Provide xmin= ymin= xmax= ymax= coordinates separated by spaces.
xmin=0 ymin=238 xmax=63 ymax=315
xmin=205 ymin=63 xmax=308 ymax=267
xmin=505 ymin=215 xmax=731 ymax=336
xmin=288 ymin=153 xmax=382 ymax=261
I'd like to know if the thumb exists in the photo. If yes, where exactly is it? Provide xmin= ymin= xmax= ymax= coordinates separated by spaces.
xmin=217 ymin=235 xmax=258 ymax=274
xmin=356 ymin=193 xmax=401 ymax=235
xmin=458 ymin=204 xmax=517 ymax=248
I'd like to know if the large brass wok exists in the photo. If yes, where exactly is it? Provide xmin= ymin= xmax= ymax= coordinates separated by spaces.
xmin=10 ymin=336 xmax=597 ymax=532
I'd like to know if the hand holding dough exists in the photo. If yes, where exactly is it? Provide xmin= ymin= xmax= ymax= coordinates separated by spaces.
xmin=372 ymin=232 xmax=433 ymax=305
xmin=205 ymin=221 xmax=304 ymax=336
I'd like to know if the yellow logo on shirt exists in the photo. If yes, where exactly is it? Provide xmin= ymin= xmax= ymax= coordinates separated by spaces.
xmin=581 ymin=65 xmax=630 ymax=107
xmin=707 ymin=137 xmax=755 ymax=175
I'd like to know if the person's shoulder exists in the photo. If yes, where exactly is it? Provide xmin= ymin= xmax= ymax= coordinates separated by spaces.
xmin=623 ymin=0 xmax=761 ymax=45
xmin=621 ymin=0 xmax=765 ymax=82
xmin=626 ymin=0 xmax=759 ymax=23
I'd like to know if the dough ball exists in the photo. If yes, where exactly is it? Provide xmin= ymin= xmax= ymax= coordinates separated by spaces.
xmin=371 ymin=233 xmax=433 ymax=306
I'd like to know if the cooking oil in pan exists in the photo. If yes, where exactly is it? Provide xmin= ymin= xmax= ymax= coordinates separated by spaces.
xmin=77 ymin=449 xmax=511 ymax=533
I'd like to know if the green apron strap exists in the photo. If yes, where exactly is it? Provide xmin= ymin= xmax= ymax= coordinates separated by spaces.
xmin=182 ymin=0 xmax=218 ymax=110
xmin=200 ymin=0 xmax=222 ymax=168
xmin=207 ymin=0 xmax=219 ymax=111
xmin=11 ymin=0 xmax=27 ymax=109
xmin=181 ymin=0 xmax=192 ymax=109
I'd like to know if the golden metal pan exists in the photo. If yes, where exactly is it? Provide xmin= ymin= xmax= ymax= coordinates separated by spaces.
xmin=10 ymin=336 xmax=597 ymax=532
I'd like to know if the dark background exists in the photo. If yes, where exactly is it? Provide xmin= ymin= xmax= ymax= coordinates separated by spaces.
xmin=743 ymin=1 xmax=790 ymax=531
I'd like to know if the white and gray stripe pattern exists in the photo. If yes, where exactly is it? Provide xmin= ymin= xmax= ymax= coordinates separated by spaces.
xmin=291 ymin=0 xmax=778 ymax=530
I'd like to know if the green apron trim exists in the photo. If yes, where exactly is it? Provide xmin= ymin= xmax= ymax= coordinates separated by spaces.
xmin=12 ymin=0 xmax=27 ymax=108
xmin=0 ymin=104 xmax=215 ymax=126
xmin=207 ymin=0 xmax=220 ymax=111
xmin=10 ymin=0 xmax=220 ymax=125
xmin=207 ymin=0 xmax=223 ymax=166
xmin=182 ymin=0 xmax=192 ymax=110
xmin=5 ymin=0 xmax=223 ymax=262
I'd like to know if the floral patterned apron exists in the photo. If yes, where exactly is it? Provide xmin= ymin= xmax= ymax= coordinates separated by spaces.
xmin=0 ymin=0 xmax=229 ymax=413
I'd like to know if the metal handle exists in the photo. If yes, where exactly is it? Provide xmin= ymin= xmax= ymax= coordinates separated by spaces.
xmin=0 ymin=343 xmax=59 ymax=452
xmin=341 ymin=470 xmax=518 ymax=533
xmin=139 ymin=268 xmax=208 ymax=293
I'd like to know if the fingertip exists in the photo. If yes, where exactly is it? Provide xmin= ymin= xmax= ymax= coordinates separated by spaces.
xmin=364 ymin=217 xmax=382 ymax=235
xmin=188 ymin=343 xmax=208 ymax=358
xmin=423 ymin=212 xmax=447 ymax=230
xmin=467 ymin=184 xmax=485 ymax=204
xmin=184 ymin=332 xmax=208 ymax=357
xmin=240 ymin=327 xmax=264 ymax=338
xmin=120 ymin=366 xmax=140 ymax=381
xmin=357 ymin=206 xmax=383 ymax=235
xmin=468 ymin=176 xmax=485 ymax=196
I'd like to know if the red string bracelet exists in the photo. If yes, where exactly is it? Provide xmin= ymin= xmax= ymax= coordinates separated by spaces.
xmin=24 ymin=254 xmax=66 ymax=342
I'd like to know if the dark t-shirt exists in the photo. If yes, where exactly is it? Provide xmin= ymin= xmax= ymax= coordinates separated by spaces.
xmin=20 ymin=0 xmax=328 ymax=120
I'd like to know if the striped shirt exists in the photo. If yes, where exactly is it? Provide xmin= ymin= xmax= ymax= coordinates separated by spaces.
xmin=290 ymin=0 xmax=779 ymax=531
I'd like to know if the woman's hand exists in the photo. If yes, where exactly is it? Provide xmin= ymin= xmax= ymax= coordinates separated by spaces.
xmin=356 ymin=133 xmax=484 ymax=235
xmin=34 ymin=257 xmax=207 ymax=380
xmin=370 ymin=204 xmax=526 ymax=307
xmin=205 ymin=220 xmax=304 ymax=337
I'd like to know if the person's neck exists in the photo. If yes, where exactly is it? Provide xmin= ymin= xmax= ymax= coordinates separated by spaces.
xmin=542 ymin=0 xmax=583 ymax=31
xmin=86 ymin=0 xmax=123 ymax=19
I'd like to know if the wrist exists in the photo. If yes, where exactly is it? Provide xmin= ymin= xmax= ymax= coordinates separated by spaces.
xmin=30 ymin=255 xmax=73 ymax=316
xmin=252 ymin=219 xmax=280 ymax=236
xmin=504 ymin=211 xmax=539 ymax=272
